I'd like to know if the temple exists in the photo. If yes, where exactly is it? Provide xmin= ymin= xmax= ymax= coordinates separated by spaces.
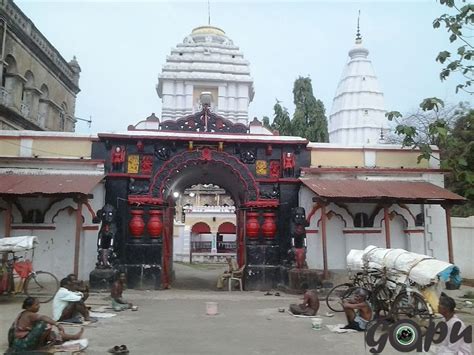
xmin=0 ymin=14 xmax=471 ymax=290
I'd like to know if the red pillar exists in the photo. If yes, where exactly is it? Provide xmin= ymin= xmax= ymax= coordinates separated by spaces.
xmin=321 ymin=204 xmax=328 ymax=279
xmin=383 ymin=206 xmax=391 ymax=249
xmin=443 ymin=205 xmax=454 ymax=263
xmin=74 ymin=200 xmax=83 ymax=276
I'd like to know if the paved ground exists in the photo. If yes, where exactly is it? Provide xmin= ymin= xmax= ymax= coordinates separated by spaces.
xmin=1 ymin=263 xmax=473 ymax=354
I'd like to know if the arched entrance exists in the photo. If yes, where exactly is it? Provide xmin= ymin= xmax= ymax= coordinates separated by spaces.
xmin=129 ymin=148 xmax=261 ymax=288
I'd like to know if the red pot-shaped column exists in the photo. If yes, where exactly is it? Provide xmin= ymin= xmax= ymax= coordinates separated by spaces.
xmin=262 ymin=212 xmax=277 ymax=240
xmin=246 ymin=212 xmax=260 ymax=240
xmin=129 ymin=209 xmax=145 ymax=238
xmin=147 ymin=209 xmax=163 ymax=239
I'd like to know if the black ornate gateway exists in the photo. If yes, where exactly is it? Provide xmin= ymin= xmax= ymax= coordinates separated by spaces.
xmin=92 ymin=111 xmax=310 ymax=291
xmin=150 ymin=149 xmax=259 ymax=201
xmin=160 ymin=106 xmax=248 ymax=134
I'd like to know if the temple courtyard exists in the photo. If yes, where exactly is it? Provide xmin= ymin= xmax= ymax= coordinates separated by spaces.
xmin=0 ymin=263 xmax=473 ymax=354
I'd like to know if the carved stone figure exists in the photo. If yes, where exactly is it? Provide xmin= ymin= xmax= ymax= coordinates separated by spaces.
xmin=283 ymin=152 xmax=296 ymax=177
xmin=240 ymin=150 xmax=256 ymax=164
xmin=128 ymin=178 xmax=149 ymax=195
xmin=111 ymin=146 xmax=125 ymax=172
xmin=93 ymin=204 xmax=117 ymax=269
xmin=290 ymin=207 xmax=309 ymax=269
xmin=154 ymin=146 xmax=171 ymax=161
xmin=261 ymin=184 xmax=280 ymax=199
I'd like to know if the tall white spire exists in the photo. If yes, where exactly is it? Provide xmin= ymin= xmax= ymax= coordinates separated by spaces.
xmin=328 ymin=15 xmax=388 ymax=145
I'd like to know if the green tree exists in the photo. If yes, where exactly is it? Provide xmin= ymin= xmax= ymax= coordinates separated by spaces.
xmin=387 ymin=0 xmax=473 ymax=216
xmin=387 ymin=102 xmax=474 ymax=216
xmin=433 ymin=0 xmax=473 ymax=94
xmin=262 ymin=116 xmax=271 ymax=131
xmin=291 ymin=77 xmax=329 ymax=142
xmin=271 ymin=100 xmax=292 ymax=135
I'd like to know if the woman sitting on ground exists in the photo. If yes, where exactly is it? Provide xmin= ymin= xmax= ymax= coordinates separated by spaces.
xmin=7 ymin=296 xmax=83 ymax=353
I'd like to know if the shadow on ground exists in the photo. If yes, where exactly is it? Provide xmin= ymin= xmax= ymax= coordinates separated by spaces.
xmin=171 ymin=262 xmax=224 ymax=290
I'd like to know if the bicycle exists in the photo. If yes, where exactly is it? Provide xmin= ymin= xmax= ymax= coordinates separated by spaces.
xmin=325 ymin=268 xmax=383 ymax=312
xmin=1 ymin=236 xmax=59 ymax=303
xmin=12 ymin=255 xmax=59 ymax=303
xmin=370 ymin=270 xmax=434 ymax=328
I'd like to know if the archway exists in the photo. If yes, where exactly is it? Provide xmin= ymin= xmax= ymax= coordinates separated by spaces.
xmin=146 ymin=148 xmax=258 ymax=288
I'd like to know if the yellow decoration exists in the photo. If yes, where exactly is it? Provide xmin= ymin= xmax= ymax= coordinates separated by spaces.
xmin=127 ymin=154 xmax=139 ymax=174
xmin=256 ymin=160 xmax=268 ymax=176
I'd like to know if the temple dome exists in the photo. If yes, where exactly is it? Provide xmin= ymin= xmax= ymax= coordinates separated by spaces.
xmin=157 ymin=25 xmax=254 ymax=125
xmin=328 ymin=36 xmax=388 ymax=145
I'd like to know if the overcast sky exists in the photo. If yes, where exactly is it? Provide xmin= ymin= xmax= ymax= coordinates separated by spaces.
xmin=16 ymin=0 xmax=470 ymax=134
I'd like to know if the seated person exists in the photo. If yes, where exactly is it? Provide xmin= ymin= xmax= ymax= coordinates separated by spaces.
xmin=289 ymin=283 xmax=320 ymax=316
xmin=52 ymin=278 xmax=95 ymax=323
xmin=66 ymin=273 xmax=89 ymax=300
xmin=436 ymin=293 xmax=472 ymax=354
xmin=111 ymin=272 xmax=134 ymax=311
xmin=216 ymin=256 xmax=239 ymax=289
xmin=342 ymin=288 xmax=372 ymax=331
xmin=8 ymin=296 xmax=83 ymax=353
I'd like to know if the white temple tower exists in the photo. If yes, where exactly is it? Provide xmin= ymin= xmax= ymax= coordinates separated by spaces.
xmin=328 ymin=26 xmax=388 ymax=145
xmin=157 ymin=25 xmax=255 ymax=125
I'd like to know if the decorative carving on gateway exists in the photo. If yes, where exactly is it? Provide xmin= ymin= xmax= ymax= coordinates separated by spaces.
xmin=150 ymin=149 xmax=259 ymax=201
xmin=154 ymin=145 xmax=171 ymax=161
xmin=160 ymin=106 xmax=248 ymax=133
xmin=240 ymin=149 xmax=256 ymax=164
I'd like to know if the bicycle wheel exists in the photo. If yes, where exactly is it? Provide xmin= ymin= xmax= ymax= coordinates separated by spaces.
xmin=390 ymin=291 xmax=433 ymax=330
xmin=325 ymin=283 xmax=356 ymax=312
xmin=25 ymin=271 xmax=59 ymax=303
xmin=371 ymin=285 xmax=393 ymax=319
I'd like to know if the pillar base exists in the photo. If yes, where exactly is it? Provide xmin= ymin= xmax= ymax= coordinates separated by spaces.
xmin=89 ymin=268 xmax=116 ymax=290
xmin=288 ymin=268 xmax=325 ymax=291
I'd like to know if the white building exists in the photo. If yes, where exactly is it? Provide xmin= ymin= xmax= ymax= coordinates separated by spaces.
xmin=157 ymin=25 xmax=255 ymax=125
xmin=328 ymin=29 xmax=388 ymax=145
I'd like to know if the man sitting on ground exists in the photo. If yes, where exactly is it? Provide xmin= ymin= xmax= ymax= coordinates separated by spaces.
xmin=216 ymin=256 xmax=239 ymax=290
xmin=342 ymin=288 xmax=372 ymax=331
xmin=435 ymin=293 xmax=472 ymax=354
xmin=66 ymin=273 xmax=89 ymax=300
xmin=52 ymin=278 xmax=95 ymax=323
xmin=111 ymin=272 xmax=135 ymax=311
xmin=289 ymin=283 xmax=320 ymax=316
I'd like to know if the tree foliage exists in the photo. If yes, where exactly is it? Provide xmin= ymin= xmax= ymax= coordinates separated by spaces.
xmin=387 ymin=1 xmax=473 ymax=216
xmin=262 ymin=116 xmax=271 ymax=131
xmin=385 ymin=103 xmax=466 ymax=145
xmin=432 ymin=0 xmax=473 ymax=93
xmin=291 ymin=77 xmax=329 ymax=142
xmin=271 ymin=100 xmax=292 ymax=136
xmin=387 ymin=102 xmax=474 ymax=216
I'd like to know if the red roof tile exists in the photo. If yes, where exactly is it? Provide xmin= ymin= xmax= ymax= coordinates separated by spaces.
xmin=0 ymin=174 xmax=104 ymax=195
xmin=300 ymin=179 xmax=465 ymax=203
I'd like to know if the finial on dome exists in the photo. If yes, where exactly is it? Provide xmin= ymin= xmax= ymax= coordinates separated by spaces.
xmin=208 ymin=0 xmax=211 ymax=25
xmin=356 ymin=10 xmax=362 ymax=44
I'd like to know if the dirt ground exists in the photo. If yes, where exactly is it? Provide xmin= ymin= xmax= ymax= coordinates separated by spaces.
xmin=1 ymin=263 xmax=473 ymax=354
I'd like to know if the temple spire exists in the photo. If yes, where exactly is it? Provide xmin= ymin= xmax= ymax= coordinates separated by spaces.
xmin=356 ymin=10 xmax=362 ymax=44
xmin=208 ymin=0 xmax=211 ymax=25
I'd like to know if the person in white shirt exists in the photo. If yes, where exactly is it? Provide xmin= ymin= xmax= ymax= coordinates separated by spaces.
xmin=436 ymin=293 xmax=472 ymax=355
xmin=52 ymin=278 xmax=93 ymax=323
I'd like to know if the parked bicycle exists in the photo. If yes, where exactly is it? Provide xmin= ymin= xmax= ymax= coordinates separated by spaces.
xmin=370 ymin=270 xmax=434 ymax=328
xmin=0 ymin=236 xmax=59 ymax=303
xmin=325 ymin=268 xmax=383 ymax=312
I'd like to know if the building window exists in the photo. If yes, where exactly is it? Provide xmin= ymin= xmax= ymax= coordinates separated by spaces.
xmin=59 ymin=111 xmax=65 ymax=130
xmin=2 ymin=66 xmax=6 ymax=87
xmin=415 ymin=213 xmax=424 ymax=227
xmin=354 ymin=212 xmax=371 ymax=228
